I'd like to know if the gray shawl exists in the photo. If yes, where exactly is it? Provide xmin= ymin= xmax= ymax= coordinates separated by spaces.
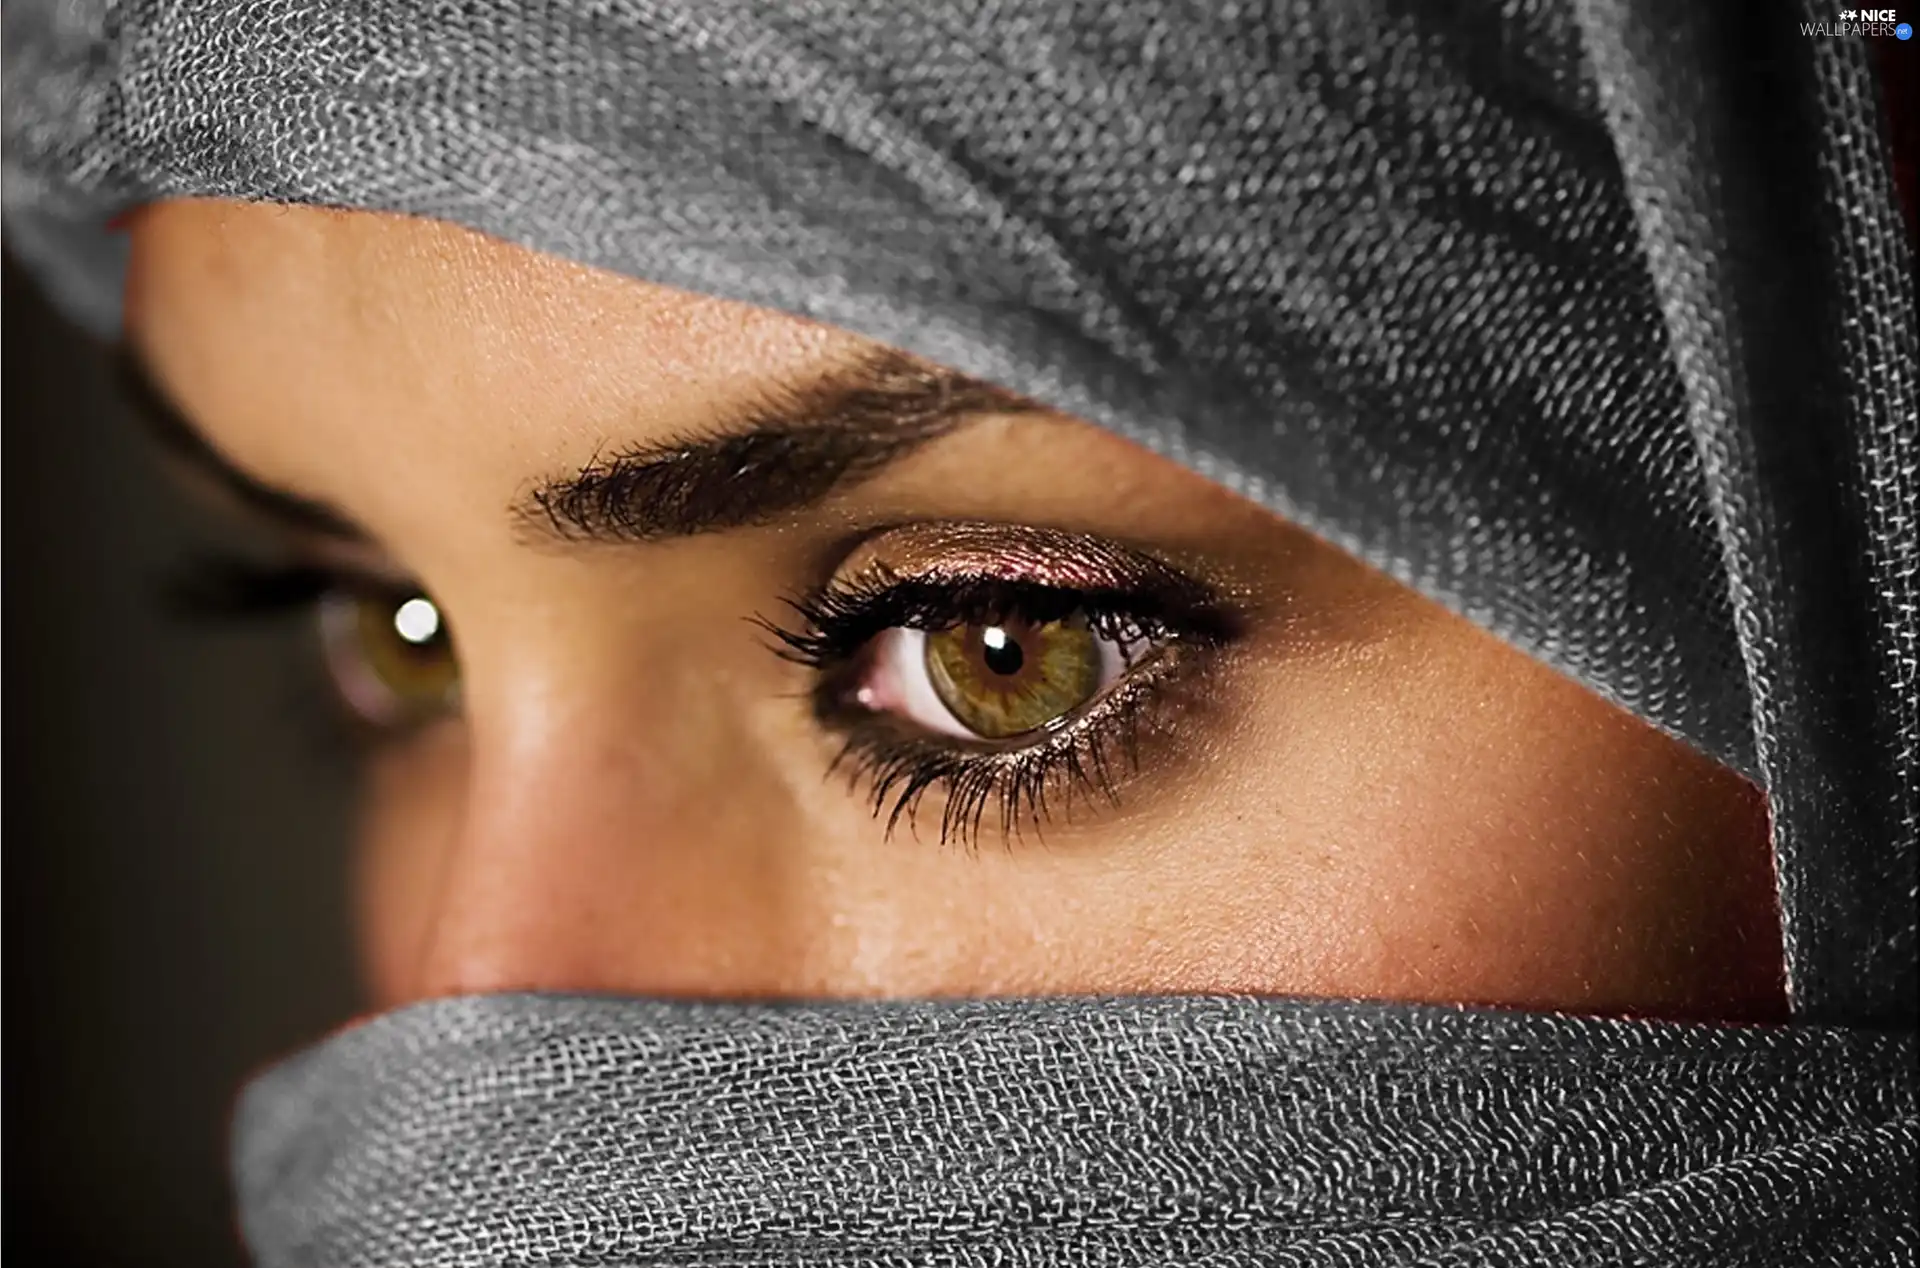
xmin=5 ymin=1 xmax=1914 ymax=1263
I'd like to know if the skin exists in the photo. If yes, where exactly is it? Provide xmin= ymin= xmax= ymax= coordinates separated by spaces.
xmin=124 ymin=198 xmax=1788 ymax=1021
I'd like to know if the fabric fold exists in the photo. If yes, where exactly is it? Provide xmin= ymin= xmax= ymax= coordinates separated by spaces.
xmin=232 ymin=994 xmax=1918 ymax=1266
xmin=5 ymin=2 xmax=1915 ymax=1262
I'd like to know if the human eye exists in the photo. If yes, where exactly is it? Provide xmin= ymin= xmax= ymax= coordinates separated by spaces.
xmin=171 ymin=553 xmax=461 ymax=735
xmin=760 ymin=522 xmax=1242 ymax=847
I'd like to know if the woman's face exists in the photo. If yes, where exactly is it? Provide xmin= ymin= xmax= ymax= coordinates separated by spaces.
xmin=124 ymin=198 xmax=1786 ymax=1020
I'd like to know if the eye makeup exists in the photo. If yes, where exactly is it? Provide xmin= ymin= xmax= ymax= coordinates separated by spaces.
xmin=176 ymin=519 xmax=1248 ymax=849
xmin=760 ymin=521 xmax=1245 ymax=848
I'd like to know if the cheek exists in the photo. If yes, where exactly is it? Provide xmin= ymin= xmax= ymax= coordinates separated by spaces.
xmin=335 ymin=600 xmax=1781 ymax=1019
xmin=1098 ymin=622 xmax=1784 ymax=1019
xmin=352 ymin=724 xmax=470 ymax=1010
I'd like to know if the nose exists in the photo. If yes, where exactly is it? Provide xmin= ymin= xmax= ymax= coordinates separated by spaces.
xmin=371 ymin=658 xmax=810 ymax=1007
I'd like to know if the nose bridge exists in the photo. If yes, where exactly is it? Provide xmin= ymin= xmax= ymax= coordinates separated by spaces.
xmin=404 ymin=638 xmax=799 ymax=1004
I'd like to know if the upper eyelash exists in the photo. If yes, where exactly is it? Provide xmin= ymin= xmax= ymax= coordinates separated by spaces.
xmin=759 ymin=570 xmax=1233 ymax=670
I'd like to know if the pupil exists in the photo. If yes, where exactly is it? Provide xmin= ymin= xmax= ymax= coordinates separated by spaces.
xmin=980 ymin=626 xmax=1024 ymax=676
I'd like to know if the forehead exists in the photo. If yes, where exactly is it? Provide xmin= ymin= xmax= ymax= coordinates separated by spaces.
xmin=127 ymin=201 xmax=876 ymax=451
xmin=125 ymin=199 xmax=860 ymax=391
xmin=121 ymin=200 xmax=879 ymax=544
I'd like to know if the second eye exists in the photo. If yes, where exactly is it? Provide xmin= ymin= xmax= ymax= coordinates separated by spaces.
xmin=317 ymin=588 xmax=461 ymax=730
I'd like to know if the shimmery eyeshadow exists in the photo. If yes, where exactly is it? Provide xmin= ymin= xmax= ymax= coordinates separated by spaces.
xmin=836 ymin=522 xmax=1222 ymax=600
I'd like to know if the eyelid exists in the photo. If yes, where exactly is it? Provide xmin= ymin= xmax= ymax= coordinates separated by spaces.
xmin=758 ymin=526 xmax=1242 ymax=847
xmin=764 ymin=521 xmax=1241 ymax=672
xmin=294 ymin=537 xmax=422 ymax=593
xmin=830 ymin=520 xmax=1236 ymax=604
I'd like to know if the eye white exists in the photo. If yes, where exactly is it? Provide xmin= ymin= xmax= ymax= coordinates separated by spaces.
xmin=858 ymin=624 xmax=1146 ymax=741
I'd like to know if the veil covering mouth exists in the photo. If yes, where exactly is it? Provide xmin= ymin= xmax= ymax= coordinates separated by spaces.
xmin=4 ymin=1 xmax=1914 ymax=1263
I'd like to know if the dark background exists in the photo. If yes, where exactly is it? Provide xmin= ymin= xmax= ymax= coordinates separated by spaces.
xmin=5 ymin=251 xmax=360 ymax=1266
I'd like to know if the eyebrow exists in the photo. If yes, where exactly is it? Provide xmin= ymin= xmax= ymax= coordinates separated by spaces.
xmin=117 ymin=349 xmax=367 ymax=542
xmin=513 ymin=348 xmax=1040 ymax=545
xmin=117 ymin=346 xmax=1041 ymax=548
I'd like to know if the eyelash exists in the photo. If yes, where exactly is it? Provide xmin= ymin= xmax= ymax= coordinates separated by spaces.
xmin=761 ymin=572 xmax=1236 ymax=849
xmin=173 ymin=552 xmax=1239 ymax=848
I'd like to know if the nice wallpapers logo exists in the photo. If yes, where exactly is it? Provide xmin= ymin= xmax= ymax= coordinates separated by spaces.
xmin=1806 ymin=7 xmax=1914 ymax=36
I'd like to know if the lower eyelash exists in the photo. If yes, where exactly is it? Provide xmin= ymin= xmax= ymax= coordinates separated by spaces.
xmin=813 ymin=644 xmax=1200 ymax=850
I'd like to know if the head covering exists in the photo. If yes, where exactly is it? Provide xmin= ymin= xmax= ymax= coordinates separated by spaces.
xmin=6 ymin=1 xmax=1914 ymax=1263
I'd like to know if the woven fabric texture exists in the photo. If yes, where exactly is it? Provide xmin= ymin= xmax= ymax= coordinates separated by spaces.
xmin=4 ymin=0 xmax=1916 ymax=1262
xmin=234 ymin=995 xmax=1918 ymax=1266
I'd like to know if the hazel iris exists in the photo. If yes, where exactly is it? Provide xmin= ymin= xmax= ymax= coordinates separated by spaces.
xmin=320 ymin=590 xmax=461 ymax=726
xmin=924 ymin=616 xmax=1102 ymax=738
